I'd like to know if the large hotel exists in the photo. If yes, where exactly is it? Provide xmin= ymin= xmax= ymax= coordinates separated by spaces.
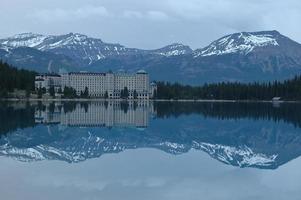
xmin=35 ymin=70 xmax=157 ymax=99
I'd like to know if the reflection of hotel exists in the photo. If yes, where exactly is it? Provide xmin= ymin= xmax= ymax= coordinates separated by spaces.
xmin=35 ymin=101 xmax=152 ymax=128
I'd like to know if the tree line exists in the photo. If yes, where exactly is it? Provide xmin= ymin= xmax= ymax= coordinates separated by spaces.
xmin=2 ymin=60 xmax=301 ymax=100
xmin=0 ymin=61 xmax=37 ymax=97
xmin=156 ymin=76 xmax=301 ymax=100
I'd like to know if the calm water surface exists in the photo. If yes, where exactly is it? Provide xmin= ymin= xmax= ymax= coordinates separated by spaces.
xmin=0 ymin=101 xmax=301 ymax=200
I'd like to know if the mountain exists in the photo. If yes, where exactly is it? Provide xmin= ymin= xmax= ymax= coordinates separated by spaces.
xmin=194 ymin=31 xmax=281 ymax=57
xmin=1 ymin=31 xmax=301 ymax=84
xmin=184 ymin=31 xmax=301 ymax=83
xmin=0 ymin=33 xmax=141 ymax=69
xmin=0 ymin=33 xmax=191 ymax=69
xmin=0 ymin=47 xmax=79 ymax=72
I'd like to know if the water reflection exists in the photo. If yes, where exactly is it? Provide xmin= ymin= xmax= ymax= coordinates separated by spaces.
xmin=35 ymin=101 xmax=150 ymax=128
xmin=0 ymin=101 xmax=301 ymax=169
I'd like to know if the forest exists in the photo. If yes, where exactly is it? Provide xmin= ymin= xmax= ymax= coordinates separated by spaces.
xmin=156 ymin=76 xmax=301 ymax=100
xmin=0 ymin=61 xmax=37 ymax=97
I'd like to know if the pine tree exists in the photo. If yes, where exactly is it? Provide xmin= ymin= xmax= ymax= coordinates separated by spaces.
xmin=49 ymin=86 xmax=55 ymax=98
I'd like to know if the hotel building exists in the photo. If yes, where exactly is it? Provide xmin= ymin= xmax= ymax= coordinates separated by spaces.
xmin=36 ymin=70 xmax=156 ymax=99
xmin=35 ymin=74 xmax=62 ymax=92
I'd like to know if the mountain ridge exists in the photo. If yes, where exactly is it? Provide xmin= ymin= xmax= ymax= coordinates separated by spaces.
xmin=1 ymin=30 xmax=301 ymax=84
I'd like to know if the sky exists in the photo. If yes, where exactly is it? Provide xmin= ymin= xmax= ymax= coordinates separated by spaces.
xmin=1 ymin=0 xmax=301 ymax=49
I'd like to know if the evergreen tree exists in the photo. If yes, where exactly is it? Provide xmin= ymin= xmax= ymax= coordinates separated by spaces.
xmin=37 ymin=88 xmax=43 ymax=99
xmin=0 ymin=61 xmax=36 ymax=97
xmin=104 ymin=91 xmax=108 ymax=99
xmin=133 ymin=90 xmax=138 ymax=99
xmin=83 ymin=87 xmax=89 ymax=98
xmin=63 ymin=87 xmax=77 ymax=98
xmin=153 ymin=89 xmax=157 ymax=99
xmin=25 ymin=86 xmax=31 ymax=98
xmin=57 ymin=88 xmax=62 ymax=94
xmin=49 ymin=86 xmax=55 ymax=98
xmin=123 ymin=87 xmax=129 ymax=99
xmin=120 ymin=87 xmax=129 ymax=99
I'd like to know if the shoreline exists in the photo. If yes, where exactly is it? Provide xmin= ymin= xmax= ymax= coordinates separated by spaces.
xmin=0 ymin=98 xmax=300 ymax=103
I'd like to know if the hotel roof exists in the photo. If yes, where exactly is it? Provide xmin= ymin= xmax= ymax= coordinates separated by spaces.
xmin=68 ymin=72 xmax=106 ymax=76
xmin=136 ymin=69 xmax=147 ymax=74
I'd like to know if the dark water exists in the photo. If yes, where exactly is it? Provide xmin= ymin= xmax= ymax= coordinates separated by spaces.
xmin=0 ymin=101 xmax=301 ymax=200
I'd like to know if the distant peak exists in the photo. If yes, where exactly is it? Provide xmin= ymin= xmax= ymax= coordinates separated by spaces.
xmin=63 ymin=32 xmax=103 ymax=43
xmin=169 ymin=43 xmax=186 ymax=47
xmin=67 ymin=32 xmax=86 ymax=36
xmin=249 ymin=30 xmax=280 ymax=35
xmin=66 ymin=32 xmax=87 ymax=38
xmin=153 ymin=43 xmax=192 ymax=57
xmin=194 ymin=30 xmax=281 ymax=57
xmin=11 ymin=32 xmax=45 ymax=39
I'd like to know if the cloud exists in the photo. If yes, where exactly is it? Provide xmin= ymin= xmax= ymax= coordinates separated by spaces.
xmin=29 ymin=5 xmax=110 ymax=22
xmin=1 ymin=0 xmax=301 ymax=49
xmin=123 ymin=11 xmax=143 ymax=19
xmin=123 ymin=10 xmax=170 ymax=21
xmin=147 ymin=11 xmax=170 ymax=21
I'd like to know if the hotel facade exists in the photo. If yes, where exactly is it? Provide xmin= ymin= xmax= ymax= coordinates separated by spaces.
xmin=35 ymin=70 xmax=157 ymax=99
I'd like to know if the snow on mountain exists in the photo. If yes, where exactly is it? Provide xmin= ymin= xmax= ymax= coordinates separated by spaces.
xmin=0 ymin=33 xmax=192 ymax=66
xmin=0 ymin=45 xmax=9 ymax=52
xmin=0 ymin=135 xmax=278 ymax=169
xmin=194 ymin=142 xmax=278 ymax=168
xmin=194 ymin=31 xmax=280 ymax=57
xmin=0 ymin=133 xmax=132 ymax=163
xmin=0 ymin=33 xmax=140 ymax=65
xmin=0 ymin=33 xmax=48 ymax=49
xmin=152 ymin=43 xmax=192 ymax=57
xmin=2 ymin=30 xmax=301 ymax=83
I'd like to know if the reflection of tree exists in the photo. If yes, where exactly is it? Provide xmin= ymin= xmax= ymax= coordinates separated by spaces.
xmin=0 ymin=102 xmax=36 ymax=136
xmin=120 ymin=101 xmax=129 ymax=113
xmin=80 ymin=102 xmax=89 ymax=113
xmin=133 ymin=101 xmax=137 ymax=111
xmin=154 ymin=102 xmax=301 ymax=128
xmin=62 ymin=102 xmax=77 ymax=113
xmin=37 ymin=101 xmax=46 ymax=111
xmin=48 ymin=102 xmax=55 ymax=113
xmin=3 ymin=102 xmax=301 ymax=137
xmin=120 ymin=87 xmax=129 ymax=99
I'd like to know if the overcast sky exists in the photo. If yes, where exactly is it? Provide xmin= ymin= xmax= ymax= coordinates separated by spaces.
xmin=1 ymin=0 xmax=301 ymax=49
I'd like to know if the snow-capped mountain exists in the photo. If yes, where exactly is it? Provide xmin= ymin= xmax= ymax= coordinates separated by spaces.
xmin=0 ymin=33 xmax=48 ymax=48
xmin=0 ymin=33 xmax=192 ymax=66
xmin=1 ymin=30 xmax=301 ymax=84
xmin=194 ymin=31 xmax=281 ymax=57
xmin=0 ymin=33 xmax=141 ymax=65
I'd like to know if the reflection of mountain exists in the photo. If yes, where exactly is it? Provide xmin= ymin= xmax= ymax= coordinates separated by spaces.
xmin=0 ymin=101 xmax=301 ymax=169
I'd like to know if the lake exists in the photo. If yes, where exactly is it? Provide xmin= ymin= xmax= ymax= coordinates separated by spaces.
xmin=0 ymin=101 xmax=301 ymax=200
